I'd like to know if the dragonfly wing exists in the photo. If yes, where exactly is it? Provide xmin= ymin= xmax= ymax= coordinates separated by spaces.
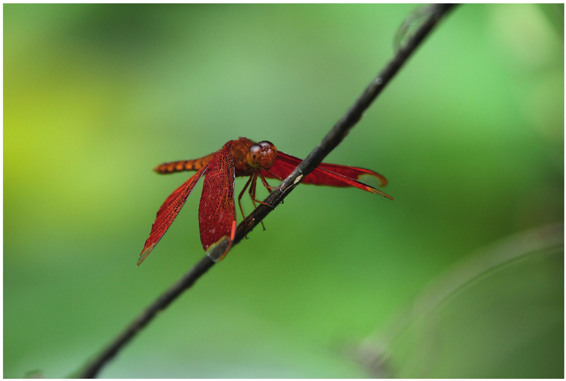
xmin=138 ymin=166 xmax=207 ymax=265
xmin=262 ymin=151 xmax=392 ymax=198
xmin=316 ymin=161 xmax=387 ymax=187
xmin=199 ymin=144 xmax=237 ymax=251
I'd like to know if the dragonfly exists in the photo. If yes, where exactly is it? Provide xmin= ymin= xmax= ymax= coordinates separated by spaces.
xmin=138 ymin=137 xmax=392 ymax=265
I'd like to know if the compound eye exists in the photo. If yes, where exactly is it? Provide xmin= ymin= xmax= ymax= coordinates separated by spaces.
xmin=257 ymin=141 xmax=277 ymax=170
xmin=247 ymin=144 xmax=263 ymax=167
xmin=246 ymin=141 xmax=278 ymax=169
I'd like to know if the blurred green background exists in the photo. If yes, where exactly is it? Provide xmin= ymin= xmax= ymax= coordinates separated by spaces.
xmin=4 ymin=4 xmax=563 ymax=378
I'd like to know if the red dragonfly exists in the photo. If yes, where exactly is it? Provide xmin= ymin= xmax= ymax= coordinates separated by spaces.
xmin=138 ymin=137 xmax=392 ymax=265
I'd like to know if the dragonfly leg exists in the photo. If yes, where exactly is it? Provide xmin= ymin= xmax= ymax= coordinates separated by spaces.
xmin=260 ymin=171 xmax=284 ymax=205
xmin=238 ymin=175 xmax=254 ymax=221
xmin=248 ymin=175 xmax=266 ymax=231
xmin=259 ymin=172 xmax=277 ymax=193
xmin=250 ymin=174 xmax=271 ymax=206
xmin=249 ymin=175 xmax=259 ymax=207
xmin=264 ymin=169 xmax=283 ymax=182
xmin=252 ymin=172 xmax=277 ymax=207
xmin=238 ymin=175 xmax=254 ymax=239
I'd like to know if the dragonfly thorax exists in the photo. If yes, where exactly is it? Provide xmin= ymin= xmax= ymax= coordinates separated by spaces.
xmin=247 ymin=140 xmax=277 ymax=170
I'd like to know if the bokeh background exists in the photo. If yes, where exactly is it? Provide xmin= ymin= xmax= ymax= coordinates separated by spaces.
xmin=4 ymin=4 xmax=563 ymax=378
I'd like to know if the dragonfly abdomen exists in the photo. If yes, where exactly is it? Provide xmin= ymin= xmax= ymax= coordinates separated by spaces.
xmin=154 ymin=154 xmax=214 ymax=174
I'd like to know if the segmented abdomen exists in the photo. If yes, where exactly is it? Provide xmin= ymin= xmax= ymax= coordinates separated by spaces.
xmin=154 ymin=153 xmax=214 ymax=174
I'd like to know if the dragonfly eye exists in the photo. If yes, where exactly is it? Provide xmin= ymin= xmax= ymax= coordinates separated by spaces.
xmin=248 ymin=144 xmax=261 ymax=162
xmin=247 ymin=141 xmax=277 ymax=169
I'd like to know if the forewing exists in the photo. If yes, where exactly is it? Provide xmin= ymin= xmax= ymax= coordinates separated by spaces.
xmin=199 ymin=144 xmax=237 ymax=251
xmin=262 ymin=151 xmax=391 ymax=198
xmin=138 ymin=166 xmax=207 ymax=265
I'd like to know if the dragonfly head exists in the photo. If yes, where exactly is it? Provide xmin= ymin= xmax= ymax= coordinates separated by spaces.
xmin=247 ymin=140 xmax=277 ymax=170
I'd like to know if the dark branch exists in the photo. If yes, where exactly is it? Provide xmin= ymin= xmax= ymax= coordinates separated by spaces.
xmin=228 ymin=3 xmax=456 ymax=250
xmin=78 ymin=255 xmax=215 ymax=378
xmin=77 ymin=4 xmax=456 ymax=378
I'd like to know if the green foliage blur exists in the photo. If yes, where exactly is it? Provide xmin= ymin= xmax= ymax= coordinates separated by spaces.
xmin=4 ymin=4 xmax=563 ymax=378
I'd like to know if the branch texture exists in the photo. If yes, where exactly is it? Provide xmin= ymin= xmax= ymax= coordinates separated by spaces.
xmin=78 ymin=4 xmax=456 ymax=378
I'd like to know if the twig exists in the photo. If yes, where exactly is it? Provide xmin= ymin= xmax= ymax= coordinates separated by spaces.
xmin=79 ymin=256 xmax=214 ymax=378
xmin=77 ymin=4 xmax=456 ymax=378
xmin=228 ymin=4 xmax=457 ymax=246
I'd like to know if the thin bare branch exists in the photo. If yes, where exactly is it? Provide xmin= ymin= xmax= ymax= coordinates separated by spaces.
xmin=77 ymin=4 xmax=456 ymax=378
